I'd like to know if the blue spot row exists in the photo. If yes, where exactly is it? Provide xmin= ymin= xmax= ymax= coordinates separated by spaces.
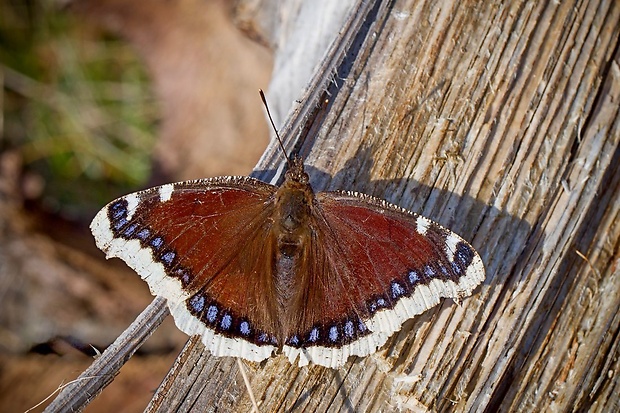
xmin=364 ymin=264 xmax=444 ymax=318
xmin=206 ymin=305 xmax=218 ymax=323
xmin=391 ymin=281 xmax=405 ymax=298
xmin=108 ymin=200 xmax=129 ymax=232
xmin=454 ymin=242 xmax=474 ymax=273
xmin=123 ymin=223 xmax=138 ymax=237
xmin=186 ymin=293 xmax=275 ymax=346
xmin=368 ymin=296 xmax=389 ymax=314
xmin=189 ymin=295 xmax=205 ymax=312
xmin=221 ymin=314 xmax=232 ymax=330
xmin=286 ymin=317 xmax=370 ymax=348
xmin=113 ymin=217 xmax=128 ymax=231
xmin=136 ymin=228 xmax=150 ymax=241
xmin=161 ymin=251 xmax=176 ymax=266
xmin=172 ymin=268 xmax=191 ymax=286
xmin=110 ymin=201 xmax=127 ymax=219
xmin=107 ymin=198 xmax=185 ymax=282
xmin=150 ymin=236 xmax=164 ymax=249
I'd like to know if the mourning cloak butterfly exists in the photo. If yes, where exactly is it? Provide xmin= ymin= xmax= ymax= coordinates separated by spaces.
xmin=91 ymin=152 xmax=485 ymax=367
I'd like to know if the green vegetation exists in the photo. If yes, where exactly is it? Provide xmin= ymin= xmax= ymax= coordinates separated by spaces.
xmin=1 ymin=1 xmax=157 ymax=221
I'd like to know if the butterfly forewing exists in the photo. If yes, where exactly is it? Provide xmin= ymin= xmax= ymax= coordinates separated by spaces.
xmin=91 ymin=176 xmax=284 ymax=361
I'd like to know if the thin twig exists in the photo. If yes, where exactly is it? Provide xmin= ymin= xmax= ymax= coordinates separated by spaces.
xmin=43 ymin=297 xmax=169 ymax=412
xmin=237 ymin=358 xmax=260 ymax=413
xmin=25 ymin=376 xmax=101 ymax=413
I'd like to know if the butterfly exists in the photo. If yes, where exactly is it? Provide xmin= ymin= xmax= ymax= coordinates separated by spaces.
xmin=91 ymin=91 xmax=485 ymax=368
xmin=90 ymin=155 xmax=485 ymax=368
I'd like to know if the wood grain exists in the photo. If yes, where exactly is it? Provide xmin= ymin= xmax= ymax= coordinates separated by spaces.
xmin=49 ymin=0 xmax=620 ymax=411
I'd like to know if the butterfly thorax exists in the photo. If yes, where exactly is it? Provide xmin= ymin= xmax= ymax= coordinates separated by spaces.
xmin=274 ymin=160 xmax=314 ymax=258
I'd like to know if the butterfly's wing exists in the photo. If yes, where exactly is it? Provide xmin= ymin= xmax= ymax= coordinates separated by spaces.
xmin=91 ymin=176 xmax=282 ymax=362
xmin=283 ymin=191 xmax=485 ymax=367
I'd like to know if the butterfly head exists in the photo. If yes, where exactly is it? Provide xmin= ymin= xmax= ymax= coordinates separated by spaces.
xmin=283 ymin=155 xmax=310 ymax=185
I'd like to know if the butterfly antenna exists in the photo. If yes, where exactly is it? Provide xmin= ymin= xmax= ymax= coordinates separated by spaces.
xmin=259 ymin=89 xmax=293 ymax=170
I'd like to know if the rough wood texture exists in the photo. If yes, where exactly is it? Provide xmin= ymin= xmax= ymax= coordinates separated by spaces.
xmin=52 ymin=0 xmax=620 ymax=411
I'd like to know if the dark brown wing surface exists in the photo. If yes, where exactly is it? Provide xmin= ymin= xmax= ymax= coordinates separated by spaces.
xmin=91 ymin=176 xmax=283 ymax=361
xmin=282 ymin=190 xmax=485 ymax=367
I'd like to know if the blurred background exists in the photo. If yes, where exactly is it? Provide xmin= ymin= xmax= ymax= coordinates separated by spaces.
xmin=0 ymin=0 xmax=273 ymax=410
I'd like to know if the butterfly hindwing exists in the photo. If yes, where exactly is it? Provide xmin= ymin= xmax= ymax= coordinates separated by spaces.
xmin=282 ymin=190 xmax=485 ymax=367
